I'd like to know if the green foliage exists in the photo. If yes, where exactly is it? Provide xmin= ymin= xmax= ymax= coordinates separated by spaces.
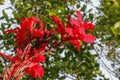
xmin=96 ymin=0 xmax=120 ymax=57
xmin=95 ymin=0 xmax=120 ymax=78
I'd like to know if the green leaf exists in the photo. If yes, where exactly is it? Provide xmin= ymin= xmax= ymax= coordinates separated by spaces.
xmin=13 ymin=11 xmax=18 ymax=19
xmin=0 ymin=0 xmax=4 ymax=4
xmin=24 ymin=5 xmax=32 ymax=10
xmin=81 ymin=4 xmax=86 ymax=11
xmin=49 ymin=11 xmax=55 ymax=17
xmin=57 ymin=34 xmax=61 ymax=39
xmin=112 ymin=21 xmax=120 ymax=35
xmin=2 ymin=10 xmax=8 ymax=21
xmin=46 ymin=1 xmax=52 ymax=8
xmin=89 ymin=13 xmax=94 ymax=20
xmin=114 ymin=21 xmax=120 ymax=29
xmin=1 ymin=23 xmax=5 ymax=30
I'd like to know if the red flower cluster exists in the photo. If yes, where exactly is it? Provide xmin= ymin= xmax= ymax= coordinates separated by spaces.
xmin=52 ymin=10 xmax=95 ymax=50
xmin=1 ymin=17 xmax=49 ymax=79
xmin=0 ymin=10 xmax=95 ymax=79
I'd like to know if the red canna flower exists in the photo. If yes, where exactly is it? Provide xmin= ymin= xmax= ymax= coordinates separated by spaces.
xmin=52 ymin=10 xmax=95 ymax=50
xmin=69 ymin=10 xmax=95 ymax=46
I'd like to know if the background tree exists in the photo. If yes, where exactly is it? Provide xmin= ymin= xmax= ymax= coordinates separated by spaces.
xmin=94 ymin=0 xmax=120 ymax=79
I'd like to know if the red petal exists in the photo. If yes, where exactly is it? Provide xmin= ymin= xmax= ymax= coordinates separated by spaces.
xmin=25 ymin=64 xmax=44 ymax=78
xmin=73 ymin=27 xmax=85 ymax=37
xmin=52 ymin=16 xmax=60 ymax=24
xmin=16 ymin=48 xmax=22 ymax=55
xmin=83 ymin=34 xmax=95 ymax=43
xmin=23 ymin=44 xmax=31 ymax=55
xmin=5 ymin=29 xmax=16 ymax=34
xmin=20 ymin=17 xmax=40 ymax=32
xmin=25 ymin=67 xmax=35 ymax=78
xmin=33 ymin=64 xmax=44 ymax=78
xmin=36 ymin=43 xmax=47 ymax=52
xmin=52 ymin=16 xmax=65 ymax=32
xmin=76 ymin=10 xmax=82 ymax=22
xmin=0 ymin=52 xmax=15 ymax=62
xmin=71 ymin=10 xmax=83 ymax=26
xmin=70 ymin=40 xmax=81 ymax=51
xmin=71 ymin=19 xmax=80 ymax=26
xmin=14 ymin=27 xmax=26 ymax=45
xmin=34 ymin=54 xmax=45 ymax=62
xmin=33 ymin=29 xmax=44 ymax=38
xmin=66 ymin=27 xmax=74 ymax=37
xmin=83 ymin=22 xmax=94 ymax=30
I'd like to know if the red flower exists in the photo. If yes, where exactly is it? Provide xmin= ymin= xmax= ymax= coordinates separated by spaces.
xmin=16 ymin=17 xmax=42 ymax=45
xmin=3 ymin=17 xmax=47 ymax=79
xmin=65 ymin=27 xmax=84 ymax=50
xmin=52 ymin=11 xmax=95 ymax=50
xmin=66 ymin=10 xmax=95 ymax=50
